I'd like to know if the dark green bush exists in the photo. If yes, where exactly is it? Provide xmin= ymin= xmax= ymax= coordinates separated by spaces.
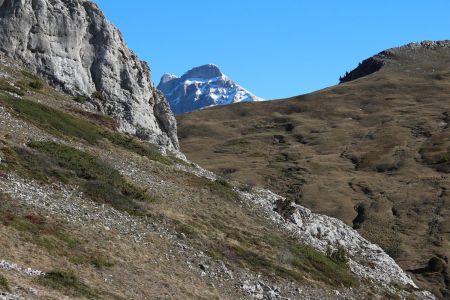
xmin=426 ymin=257 xmax=446 ymax=272
xmin=0 ymin=275 xmax=10 ymax=292
xmin=73 ymin=95 xmax=88 ymax=104
xmin=10 ymin=141 xmax=152 ymax=216
xmin=102 ymin=131 xmax=174 ymax=165
xmin=0 ymin=94 xmax=175 ymax=164
xmin=239 ymin=182 xmax=255 ymax=192
xmin=29 ymin=80 xmax=44 ymax=90
xmin=39 ymin=271 xmax=97 ymax=299
xmin=91 ymin=91 xmax=104 ymax=101
xmin=0 ymin=94 xmax=102 ymax=144
xmin=326 ymin=244 xmax=349 ymax=264
xmin=0 ymin=196 xmax=80 ymax=254
xmin=83 ymin=181 xmax=145 ymax=216
xmin=70 ymin=254 xmax=115 ymax=268
xmin=0 ymin=79 xmax=25 ymax=96
xmin=21 ymin=70 xmax=40 ymax=81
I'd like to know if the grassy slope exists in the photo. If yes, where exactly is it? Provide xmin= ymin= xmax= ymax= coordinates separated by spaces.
xmin=0 ymin=57 xmax=369 ymax=298
xmin=177 ymin=45 xmax=450 ymax=298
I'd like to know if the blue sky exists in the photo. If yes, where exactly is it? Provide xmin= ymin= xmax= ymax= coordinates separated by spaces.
xmin=93 ymin=0 xmax=450 ymax=99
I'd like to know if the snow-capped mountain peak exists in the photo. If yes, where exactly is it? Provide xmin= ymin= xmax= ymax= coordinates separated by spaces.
xmin=158 ymin=64 xmax=263 ymax=115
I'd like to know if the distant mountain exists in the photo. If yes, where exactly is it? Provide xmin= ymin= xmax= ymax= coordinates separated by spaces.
xmin=157 ymin=64 xmax=263 ymax=115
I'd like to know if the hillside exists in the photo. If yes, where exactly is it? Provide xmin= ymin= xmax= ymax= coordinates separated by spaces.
xmin=178 ymin=41 xmax=450 ymax=298
xmin=0 ymin=54 xmax=431 ymax=299
xmin=0 ymin=0 xmax=434 ymax=299
xmin=158 ymin=64 xmax=262 ymax=115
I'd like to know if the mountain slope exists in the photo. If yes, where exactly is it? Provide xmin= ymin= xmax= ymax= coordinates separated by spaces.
xmin=177 ymin=41 xmax=450 ymax=298
xmin=0 ymin=55 xmax=431 ymax=299
xmin=0 ymin=0 xmax=178 ymax=150
xmin=158 ymin=64 xmax=262 ymax=115
xmin=0 ymin=0 xmax=436 ymax=298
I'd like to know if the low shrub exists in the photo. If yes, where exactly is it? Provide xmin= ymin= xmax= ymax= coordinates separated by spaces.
xmin=91 ymin=91 xmax=104 ymax=101
xmin=0 ymin=79 xmax=25 ymax=96
xmin=29 ymin=80 xmax=44 ymax=90
xmin=239 ymin=182 xmax=255 ymax=193
xmin=82 ymin=181 xmax=145 ymax=216
xmin=73 ymin=95 xmax=88 ymax=104
xmin=0 ymin=93 xmax=174 ymax=165
xmin=326 ymin=243 xmax=349 ymax=264
xmin=39 ymin=271 xmax=97 ymax=299
xmin=215 ymin=177 xmax=232 ymax=188
xmin=70 ymin=254 xmax=115 ymax=268
xmin=0 ymin=94 xmax=103 ymax=144
xmin=0 ymin=197 xmax=80 ymax=254
xmin=0 ymin=275 xmax=10 ymax=292
xmin=103 ymin=131 xmax=174 ymax=165
xmin=11 ymin=141 xmax=151 ymax=216
xmin=21 ymin=70 xmax=40 ymax=81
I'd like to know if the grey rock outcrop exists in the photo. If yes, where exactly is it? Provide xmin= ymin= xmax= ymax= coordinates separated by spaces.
xmin=0 ymin=0 xmax=179 ymax=151
xmin=239 ymin=188 xmax=421 ymax=289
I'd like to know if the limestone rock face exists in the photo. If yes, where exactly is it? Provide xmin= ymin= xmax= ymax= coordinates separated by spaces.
xmin=0 ymin=0 xmax=179 ymax=151
xmin=239 ymin=188 xmax=421 ymax=289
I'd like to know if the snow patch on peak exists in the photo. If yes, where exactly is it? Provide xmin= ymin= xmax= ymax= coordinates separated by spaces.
xmin=161 ymin=73 xmax=178 ymax=84
xmin=183 ymin=64 xmax=223 ymax=79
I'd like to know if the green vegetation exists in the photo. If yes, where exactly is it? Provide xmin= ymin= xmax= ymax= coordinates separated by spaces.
xmin=238 ymin=182 xmax=255 ymax=193
xmin=426 ymin=257 xmax=446 ymax=272
xmin=0 ymin=94 xmax=103 ymax=144
xmin=0 ymin=195 xmax=80 ymax=254
xmin=102 ymin=131 xmax=174 ymax=165
xmin=419 ymin=132 xmax=450 ymax=173
xmin=174 ymin=176 xmax=357 ymax=287
xmin=326 ymin=244 xmax=349 ymax=264
xmin=21 ymin=70 xmax=40 ymax=81
xmin=28 ymin=79 xmax=44 ymax=90
xmin=38 ymin=271 xmax=97 ymax=299
xmin=177 ymin=214 xmax=356 ymax=287
xmin=0 ymin=275 xmax=10 ymax=292
xmin=4 ymin=140 xmax=156 ymax=217
xmin=190 ymin=175 xmax=238 ymax=202
xmin=91 ymin=91 xmax=104 ymax=101
xmin=73 ymin=110 xmax=118 ymax=130
xmin=20 ymin=70 xmax=44 ymax=90
xmin=11 ymin=141 xmax=152 ymax=215
xmin=70 ymin=254 xmax=115 ymax=268
xmin=0 ymin=93 xmax=177 ymax=165
xmin=237 ymin=242 xmax=355 ymax=287
xmin=36 ymin=234 xmax=78 ymax=253
xmin=0 ymin=79 xmax=25 ymax=96
xmin=73 ymin=95 xmax=88 ymax=104
xmin=1 ymin=192 xmax=116 ymax=280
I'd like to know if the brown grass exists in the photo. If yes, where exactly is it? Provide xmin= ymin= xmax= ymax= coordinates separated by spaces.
xmin=177 ymin=46 xmax=450 ymax=298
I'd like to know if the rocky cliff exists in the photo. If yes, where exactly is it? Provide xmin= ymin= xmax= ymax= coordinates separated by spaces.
xmin=0 ymin=0 xmax=179 ymax=151
xmin=158 ymin=64 xmax=262 ymax=115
